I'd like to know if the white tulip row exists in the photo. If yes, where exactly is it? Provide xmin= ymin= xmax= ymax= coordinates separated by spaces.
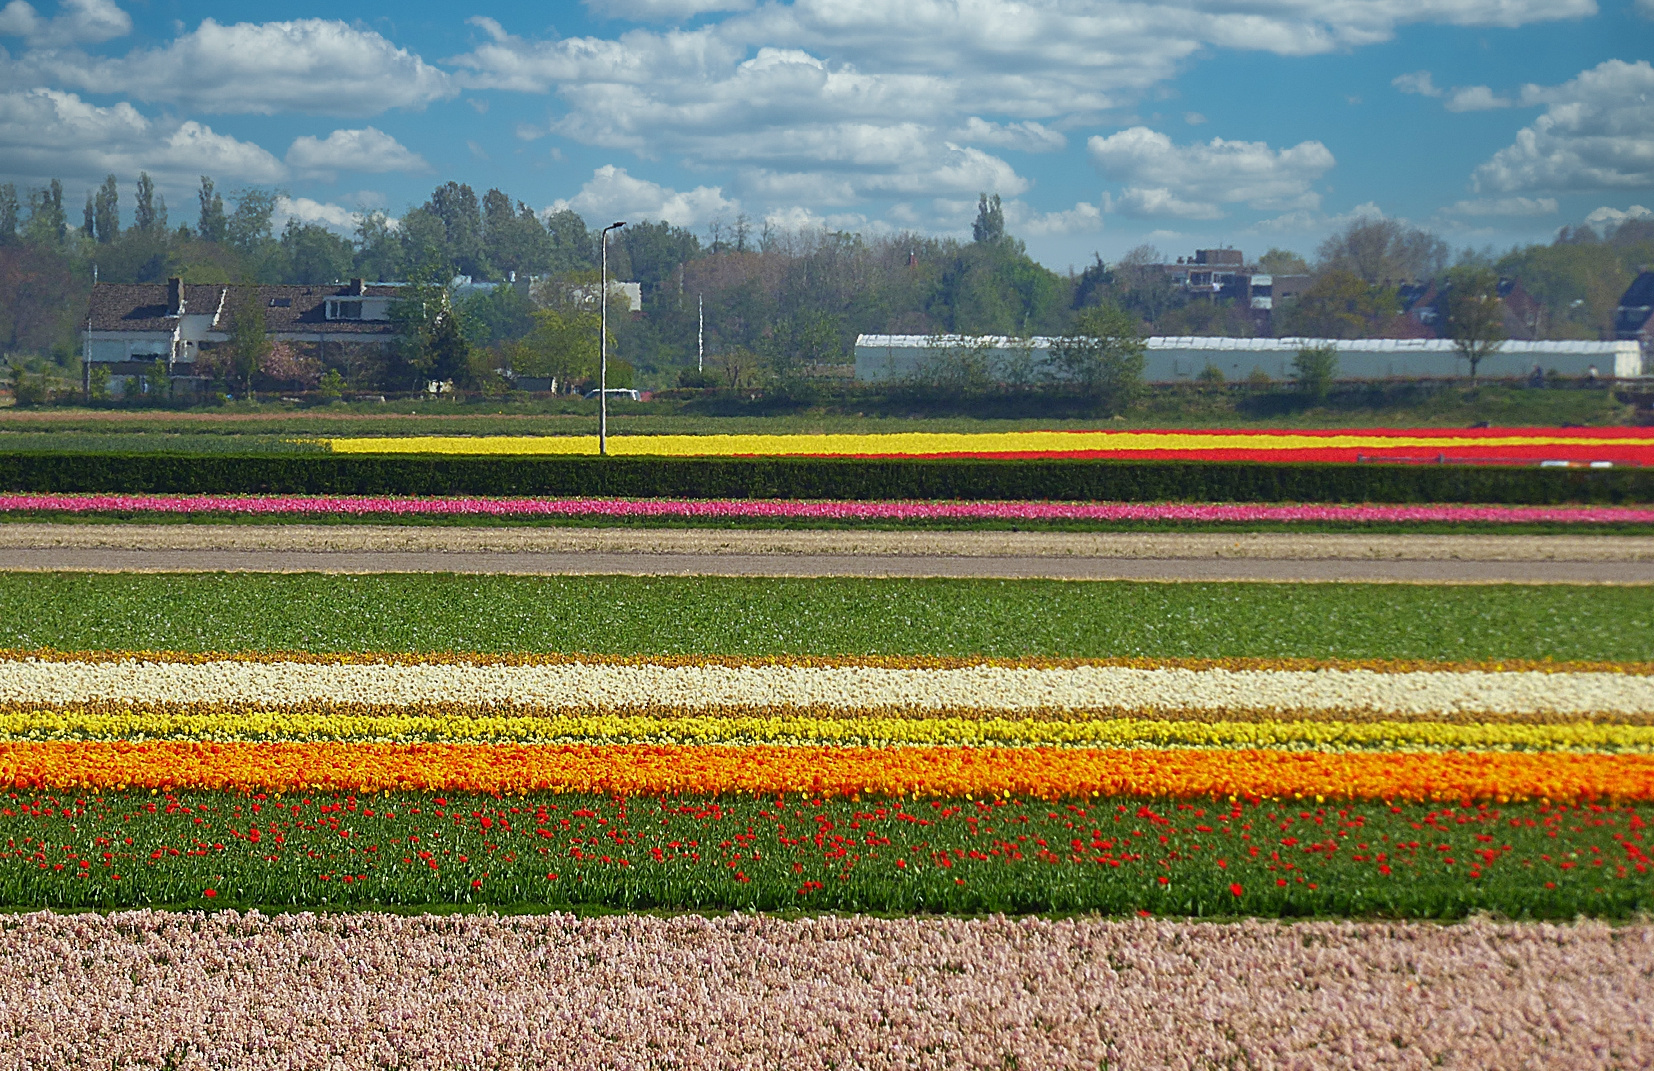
xmin=0 ymin=656 xmax=1648 ymax=716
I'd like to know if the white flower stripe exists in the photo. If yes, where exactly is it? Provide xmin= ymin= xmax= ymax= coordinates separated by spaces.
xmin=0 ymin=659 xmax=1647 ymax=716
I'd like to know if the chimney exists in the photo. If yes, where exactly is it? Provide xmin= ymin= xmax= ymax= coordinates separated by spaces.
xmin=166 ymin=277 xmax=184 ymax=315
xmin=350 ymin=278 xmax=366 ymax=296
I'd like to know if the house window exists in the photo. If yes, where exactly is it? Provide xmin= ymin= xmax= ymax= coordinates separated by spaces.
xmin=327 ymin=300 xmax=362 ymax=320
xmin=268 ymin=298 xmax=292 ymax=308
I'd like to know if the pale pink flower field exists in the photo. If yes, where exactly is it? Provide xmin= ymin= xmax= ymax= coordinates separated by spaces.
xmin=0 ymin=909 xmax=1647 ymax=1070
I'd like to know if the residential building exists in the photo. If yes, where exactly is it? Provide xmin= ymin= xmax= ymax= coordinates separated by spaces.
xmin=1617 ymin=271 xmax=1654 ymax=359
xmin=82 ymin=278 xmax=402 ymax=396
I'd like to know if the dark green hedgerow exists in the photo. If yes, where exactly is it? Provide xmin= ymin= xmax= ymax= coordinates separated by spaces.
xmin=0 ymin=451 xmax=1650 ymax=503
xmin=4 ymin=791 xmax=1651 ymax=919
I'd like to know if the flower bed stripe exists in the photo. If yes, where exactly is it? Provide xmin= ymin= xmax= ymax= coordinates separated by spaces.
xmin=317 ymin=428 xmax=1654 ymax=464
xmin=7 ymin=492 xmax=1654 ymax=525
xmin=1 ymin=656 xmax=1646 ymax=716
xmin=7 ymin=705 xmax=1654 ymax=750
xmin=6 ymin=740 xmax=1654 ymax=800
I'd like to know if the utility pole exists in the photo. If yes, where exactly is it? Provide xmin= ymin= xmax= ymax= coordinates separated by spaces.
xmin=698 ymin=294 xmax=704 ymax=373
xmin=599 ymin=221 xmax=626 ymax=456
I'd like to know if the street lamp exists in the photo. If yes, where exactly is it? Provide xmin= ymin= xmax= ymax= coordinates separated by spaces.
xmin=599 ymin=221 xmax=626 ymax=456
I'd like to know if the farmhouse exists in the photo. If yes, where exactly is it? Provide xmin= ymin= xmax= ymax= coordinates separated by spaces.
xmin=82 ymin=278 xmax=402 ymax=396
xmin=853 ymin=334 xmax=1645 ymax=384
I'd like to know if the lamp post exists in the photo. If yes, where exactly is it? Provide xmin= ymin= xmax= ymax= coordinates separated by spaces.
xmin=599 ymin=221 xmax=626 ymax=456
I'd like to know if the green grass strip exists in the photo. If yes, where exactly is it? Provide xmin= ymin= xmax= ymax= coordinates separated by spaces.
xmin=4 ymin=791 xmax=1650 ymax=919
xmin=0 ymin=573 xmax=1647 ymax=660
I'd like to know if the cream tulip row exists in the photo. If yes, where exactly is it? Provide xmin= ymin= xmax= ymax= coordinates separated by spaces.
xmin=0 ymin=655 xmax=1649 ymax=718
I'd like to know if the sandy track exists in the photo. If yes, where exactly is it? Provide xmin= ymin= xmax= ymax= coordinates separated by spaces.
xmin=2 ymin=523 xmax=1652 ymax=559
xmin=0 ymin=524 xmax=1649 ymax=581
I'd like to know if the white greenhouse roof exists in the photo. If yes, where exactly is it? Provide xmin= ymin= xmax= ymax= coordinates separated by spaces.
xmin=854 ymin=334 xmax=1635 ymax=355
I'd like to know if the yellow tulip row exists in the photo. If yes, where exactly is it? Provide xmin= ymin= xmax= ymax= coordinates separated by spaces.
xmin=5 ymin=704 xmax=1654 ymax=752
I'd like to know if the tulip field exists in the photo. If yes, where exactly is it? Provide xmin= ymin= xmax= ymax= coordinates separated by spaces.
xmin=3 ymin=442 xmax=1654 ymax=1065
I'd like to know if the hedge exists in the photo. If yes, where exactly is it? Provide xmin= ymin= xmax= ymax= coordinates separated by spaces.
xmin=0 ymin=452 xmax=1648 ymax=503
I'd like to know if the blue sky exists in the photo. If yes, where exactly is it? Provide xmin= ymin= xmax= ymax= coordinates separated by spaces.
xmin=0 ymin=0 xmax=1648 ymax=271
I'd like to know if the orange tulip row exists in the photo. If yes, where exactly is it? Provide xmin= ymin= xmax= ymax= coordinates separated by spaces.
xmin=4 ymin=740 xmax=1652 ymax=802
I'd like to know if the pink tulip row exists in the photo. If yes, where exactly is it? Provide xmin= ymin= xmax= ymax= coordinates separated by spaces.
xmin=0 ymin=909 xmax=1648 ymax=1070
xmin=3 ymin=491 xmax=1653 ymax=525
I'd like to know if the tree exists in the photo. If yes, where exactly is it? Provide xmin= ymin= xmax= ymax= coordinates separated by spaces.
xmin=223 ymin=296 xmax=270 ymax=396
xmin=1441 ymin=265 xmax=1505 ymax=383
xmin=281 ymin=220 xmax=354 ymax=284
xmin=0 ymin=184 xmax=17 ymax=245
xmin=1275 ymin=269 xmax=1396 ymax=338
xmin=1291 ymin=344 xmax=1338 ymax=401
xmin=197 ymin=177 xmax=227 ymax=244
xmin=972 ymin=193 xmax=1005 ymax=244
xmin=1257 ymin=248 xmax=1308 ymax=275
xmin=1316 ymin=217 xmax=1447 ymax=284
xmin=481 ymin=189 xmax=550 ymax=280
xmin=93 ymin=174 xmax=119 ymax=244
xmin=1109 ymin=244 xmax=1178 ymax=325
xmin=503 ymin=306 xmax=603 ymax=385
xmin=133 ymin=172 xmax=165 ymax=234
xmin=1047 ymin=303 xmax=1145 ymax=415
xmin=354 ymin=211 xmax=403 ymax=282
xmin=226 ymin=188 xmax=278 ymax=252
xmin=426 ymin=182 xmax=491 ymax=280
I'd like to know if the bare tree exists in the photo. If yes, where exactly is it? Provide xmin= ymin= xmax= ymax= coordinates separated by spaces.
xmin=1316 ymin=218 xmax=1447 ymax=284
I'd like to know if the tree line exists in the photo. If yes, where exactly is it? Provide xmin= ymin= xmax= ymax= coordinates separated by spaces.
xmin=1 ymin=173 xmax=1650 ymax=396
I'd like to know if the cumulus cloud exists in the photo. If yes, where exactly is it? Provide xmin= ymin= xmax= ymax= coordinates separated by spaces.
xmin=1392 ymin=70 xmax=1442 ymax=97
xmin=1473 ymin=59 xmax=1654 ymax=193
xmin=1445 ymin=85 xmax=1512 ymax=111
xmin=0 ymin=0 xmax=127 ymax=47
xmin=32 ymin=19 xmax=454 ymax=116
xmin=1443 ymin=196 xmax=1558 ymax=216
xmin=1584 ymin=204 xmax=1653 ymax=227
xmin=285 ymin=127 xmax=429 ymax=179
xmin=549 ymin=164 xmax=736 ymax=227
xmin=1004 ymin=198 xmax=1103 ymax=236
xmin=955 ymin=117 xmax=1065 ymax=152
xmin=0 ymin=87 xmax=284 ymax=188
xmin=446 ymin=1 xmax=1584 ymax=220
xmin=584 ymin=0 xmax=755 ymax=17
xmin=275 ymin=195 xmax=359 ymax=232
xmin=1088 ymin=126 xmax=1334 ymax=219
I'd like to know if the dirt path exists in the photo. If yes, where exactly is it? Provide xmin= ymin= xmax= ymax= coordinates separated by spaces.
xmin=0 ymin=524 xmax=1648 ymax=582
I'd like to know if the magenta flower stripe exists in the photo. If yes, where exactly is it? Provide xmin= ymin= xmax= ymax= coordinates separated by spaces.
xmin=2 ymin=492 xmax=1652 ymax=524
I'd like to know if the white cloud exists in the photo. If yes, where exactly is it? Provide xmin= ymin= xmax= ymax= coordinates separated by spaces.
xmin=445 ymin=1 xmax=1584 ymax=220
xmin=0 ymin=0 xmax=127 ymax=47
xmin=1392 ymin=70 xmax=1442 ymax=97
xmin=955 ymin=117 xmax=1065 ymax=152
xmin=1089 ymin=126 xmax=1334 ymax=219
xmin=275 ymin=195 xmax=358 ymax=232
xmin=1584 ymin=204 xmax=1653 ymax=227
xmin=1474 ymin=59 xmax=1654 ymax=193
xmin=33 ymin=19 xmax=454 ymax=116
xmin=549 ymin=164 xmax=737 ymax=227
xmin=0 ymin=88 xmax=284 ymax=189
xmin=1639 ymin=0 xmax=1654 ymax=18
xmin=1004 ymin=198 xmax=1103 ymax=236
xmin=584 ymin=0 xmax=755 ymax=17
xmin=1445 ymin=85 xmax=1512 ymax=111
xmin=1183 ymin=112 xmax=1206 ymax=125
xmin=285 ymin=127 xmax=429 ymax=179
xmin=1443 ymin=196 xmax=1558 ymax=216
